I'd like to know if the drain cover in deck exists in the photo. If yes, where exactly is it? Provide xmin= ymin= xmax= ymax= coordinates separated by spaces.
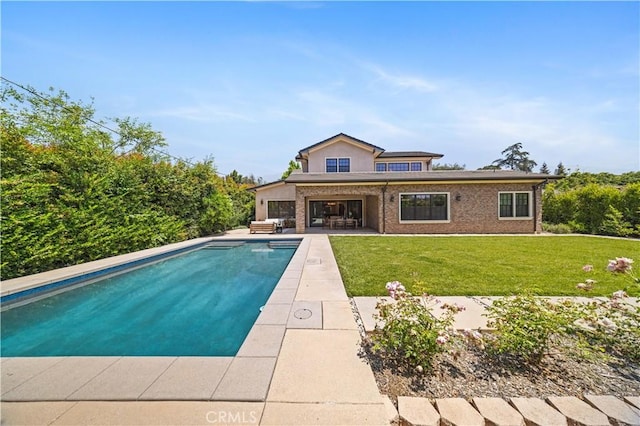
xmin=294 ymin=309 xmax=313 ymax=319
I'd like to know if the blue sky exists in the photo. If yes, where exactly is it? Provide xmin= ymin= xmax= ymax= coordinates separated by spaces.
xmin=3 ymin=1 xmax=639 ymax=181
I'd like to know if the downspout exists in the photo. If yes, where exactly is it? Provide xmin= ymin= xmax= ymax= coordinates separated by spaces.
xmin=381 ymin=181 xmax=389 ymax=234
xmin=531 ymin=184 xmax=538 ymax=233
xmin=531 ymin=179 xmax=548 ymax=233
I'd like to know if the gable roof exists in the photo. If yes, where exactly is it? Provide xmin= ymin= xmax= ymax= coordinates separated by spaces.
xmin=296 ymin=133 xmax=385 ymax=157
xmin=295 ymin=133 xmax=444 ymax=162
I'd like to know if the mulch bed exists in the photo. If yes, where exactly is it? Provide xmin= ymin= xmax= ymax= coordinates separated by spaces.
xmin=359 ymin=337 xmax=640 ymax=406
xmin=350 ymin=299 xmax=640 ymax=406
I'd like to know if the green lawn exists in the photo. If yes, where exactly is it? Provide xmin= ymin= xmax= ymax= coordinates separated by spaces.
xmin=329 ymin=235 xmax=640 ymax=297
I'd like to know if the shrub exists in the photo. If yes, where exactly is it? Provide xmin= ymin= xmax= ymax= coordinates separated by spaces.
xmin=542 ymin=186 xmax=576 ymax=224
xmin=572 ymin=296 xmax=640 ymax=362
xmin=371 ymin=281 xmax=463 ymax=370
xmin=542 ymin=222 xmax=574 ymax=234
xmin=483 ymin=293 xmax=575 ymax=363
xmin=574 ymin=257 xmax=640 ymax=361
xmin=484 ymin=257 xmax=640 ymax=364
xmin=599 ymin=206 xmax=633 ymax=237
xmin=542 ymin=180 xmax=640 ymax=237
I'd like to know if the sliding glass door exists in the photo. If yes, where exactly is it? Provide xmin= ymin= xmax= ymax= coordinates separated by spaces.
xmin=308 ymin=200 xmax=363 ymax=227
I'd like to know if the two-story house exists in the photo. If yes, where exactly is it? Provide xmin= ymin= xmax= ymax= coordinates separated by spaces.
xmin=251 ymin=133 xmax=554 ymax=234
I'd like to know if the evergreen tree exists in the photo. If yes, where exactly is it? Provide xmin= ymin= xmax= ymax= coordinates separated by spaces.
xmin=540 ymin=162 xmax=550 ymax=174
xmin=478 ymin=164 xmax=501 ymax=170
xmin=554 ymin=162 xmax=568 ymax=176
xmin=492 ymin=143 xmax=538 ymax=172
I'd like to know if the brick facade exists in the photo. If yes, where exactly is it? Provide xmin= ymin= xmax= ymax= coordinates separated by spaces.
xmin=294 ymin=182 xmax=543 ymax=234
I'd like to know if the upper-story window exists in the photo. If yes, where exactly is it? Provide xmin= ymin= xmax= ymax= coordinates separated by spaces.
xmin=375 ymin=161 xmax=423 ymax=172
xmin=388 ymin=162 xmax=410 ymax=172
xmin=326 ymin=158 xmax=350 ymax=173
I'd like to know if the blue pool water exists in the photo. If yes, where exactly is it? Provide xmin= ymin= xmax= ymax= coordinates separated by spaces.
xmin=1 ymin=241 xmax=298 ymax=357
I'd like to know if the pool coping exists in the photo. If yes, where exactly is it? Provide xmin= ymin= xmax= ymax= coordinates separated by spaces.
xmin=0 ymin=233 xmax=311 ymax=402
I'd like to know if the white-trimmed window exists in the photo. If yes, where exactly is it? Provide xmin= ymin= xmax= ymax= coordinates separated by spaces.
xmin=326 ymin=157 xmax=350 ymax=173
xmin=388 ymin=162 xmax=410 ymax=172
xmin=499 ymin=192 xmax=532 ymax=219
xmin=400 ymin=193 xmax=450 ymax=222
xmin=375 ymin=161 xmax=423 ymax=172
xmin=410 ymin=162 xmax=422 ymax=171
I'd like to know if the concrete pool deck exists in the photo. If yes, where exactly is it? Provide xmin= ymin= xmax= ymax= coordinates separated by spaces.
xmin=1 ymin=233 xmax=390 ymax=425
xmin=4 ymin=232 xmax=638 ymax=425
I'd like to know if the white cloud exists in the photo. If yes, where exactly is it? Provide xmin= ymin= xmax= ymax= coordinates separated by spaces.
xmin=291 ymin=88 xmax=417 ymax=141
xmin=363 ymin=63 xmax=440 ymax=93
xmin=432 ymin=86 xmax=638 ymax=172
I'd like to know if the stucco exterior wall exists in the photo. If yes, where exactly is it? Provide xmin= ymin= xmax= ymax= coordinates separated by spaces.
xmin=307 ymin=141 xmax=375 ymax=172
xmin=254 ymin=183 xmax=296 ymax=221
xmin=292 ymin=182 xmax=543 ymax=234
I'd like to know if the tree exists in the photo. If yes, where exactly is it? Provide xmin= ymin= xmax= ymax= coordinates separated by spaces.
xmin=539 ymin=162 xmax=550 ymax=174
xmin=281 ymin=160 xmax=301 ymax=179
xmin=227 ymin=170 xmax=244 ymax=184
xmin=492 ymin=143 xmax=538 ymax=172
xmin=0 ymin=83 xmax=247 ymax=279
xmin=477 ymin=165 xmax=501 ymax=171
xmin=433 ymin=162 xmax=466 ymax=170
xmin=554 ymin=162 xmax=568 ymax=176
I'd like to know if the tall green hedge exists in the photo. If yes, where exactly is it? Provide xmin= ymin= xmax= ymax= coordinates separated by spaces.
xmin=542 ymin=181 xmax=640 ymax=237
xmin=1 ymin=86 xmax=254 ymax=280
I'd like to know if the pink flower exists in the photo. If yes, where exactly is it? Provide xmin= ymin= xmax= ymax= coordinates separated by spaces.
xmin=582 ymin=264 xmax=594 ymax=272
xmin=612 ymin=290 xmax=628 ymax=299
xmin=441 ymin=302 xmax=466 ymax=313
xmin=464 ymin=329 xmax=482 ymax=340
xmin=576 ymin=282 xmax=593 ymax=291
xmin=607 ymin=257 xmax=634 ymax=273
xmin=385 ymin=281 xmax=406 ymax=299
xmin=436 ymin=335 xmax=448 ymax=345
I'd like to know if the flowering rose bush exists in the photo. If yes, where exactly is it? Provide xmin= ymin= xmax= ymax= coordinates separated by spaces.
xmin=371 ymin=256 xmax=640 ymax=372
xmin=371 ymin=280 xmax=462 ymax=370
xmin=484 ymin=293 xmax=575 ymax=363
xmin=574 ymin=257 xmax=640 ymax=361
xmin=607 ymin=257 xmax=634 ymax=274
xmin=385 ymin=280 xmax=405 ymax=299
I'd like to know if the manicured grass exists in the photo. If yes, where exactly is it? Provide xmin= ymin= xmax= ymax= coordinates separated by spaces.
xmin=329 ymin=235 xmax=640 ymax=297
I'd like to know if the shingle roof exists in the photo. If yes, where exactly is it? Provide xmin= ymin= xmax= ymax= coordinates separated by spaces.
xmin=284 ymin=170 xmax=557 ymax=184
xmin=378 ymin=151 xmax=443 ymax=159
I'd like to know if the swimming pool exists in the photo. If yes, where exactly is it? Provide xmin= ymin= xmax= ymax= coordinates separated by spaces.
xmin=1 ymin=240 xmax=299 ymax=357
